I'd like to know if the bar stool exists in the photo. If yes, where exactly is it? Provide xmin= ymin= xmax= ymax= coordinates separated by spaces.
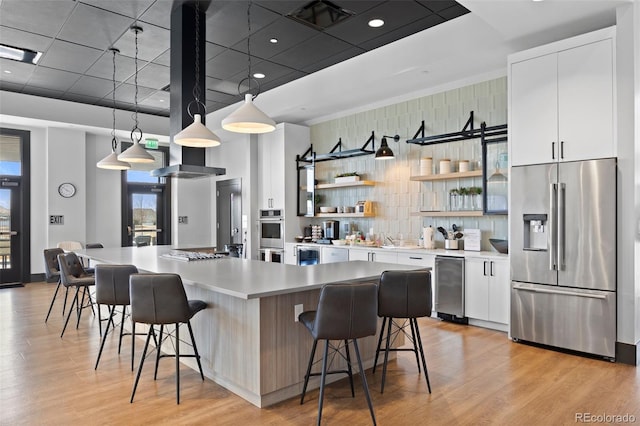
xmin=94 ymin=264 xmax=139 ymax=371
xmin=129 ymin=273 xmax=207 ymax=404
xmin=44 ymin=248 xmax=66 ymax=322
xmin=57 ymin=252 xmax=96 ymax=338
xmin=372 ymin=269 xmax=432 ymax=394
xmin=299 ymin=282 xmax=378 ymax=426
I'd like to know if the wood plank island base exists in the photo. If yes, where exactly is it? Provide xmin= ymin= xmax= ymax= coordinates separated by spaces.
xmin=79 ymin=245 xmax=418 ymax=408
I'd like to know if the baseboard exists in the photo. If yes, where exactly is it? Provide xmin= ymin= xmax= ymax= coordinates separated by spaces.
xmin=30 ymin=273 xmax=46 ymax=283
xmin=615 ymin=341 xmax=638 ymax=365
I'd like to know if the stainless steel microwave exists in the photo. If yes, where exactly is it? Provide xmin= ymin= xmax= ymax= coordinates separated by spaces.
xmin=258 ymin=210 xmax=284 ymax=249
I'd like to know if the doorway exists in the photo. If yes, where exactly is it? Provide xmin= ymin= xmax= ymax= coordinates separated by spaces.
xmin=216 ymin=179 xmax=242 ymax=254
xmin=121 ymin=144 xmax=171 ymax=247
xmin=0 ymin=129 xmax=30 ymax=287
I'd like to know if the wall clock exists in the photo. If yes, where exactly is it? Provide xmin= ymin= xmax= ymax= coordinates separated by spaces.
xmin=58 ymin=182 xmax=76 ymax=198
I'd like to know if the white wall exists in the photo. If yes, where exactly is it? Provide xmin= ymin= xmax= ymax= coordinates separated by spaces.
xmin=171 ymin=177 xmax=213 ymax=247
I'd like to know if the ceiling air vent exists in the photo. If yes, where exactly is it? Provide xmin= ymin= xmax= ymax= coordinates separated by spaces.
xmin=287 ymin=0 xmax=355 ymax=30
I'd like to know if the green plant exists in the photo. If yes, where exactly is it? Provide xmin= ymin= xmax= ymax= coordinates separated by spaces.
xmin=469 ymin=186 xmax=482 ymax=195
xmin=449 ymin=188 xmax=459 ymax=194
xmin=336 ymin=172 xmax=359 ymax=178
xmin=459 ymin=187 xmax=469 ymax=196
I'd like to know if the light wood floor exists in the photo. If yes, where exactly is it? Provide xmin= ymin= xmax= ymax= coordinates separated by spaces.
xmin=1 ymin=282 xmax=639 ymax=425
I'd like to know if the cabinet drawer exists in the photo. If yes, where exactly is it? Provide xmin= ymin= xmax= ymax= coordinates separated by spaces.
xmin=396 ymin=252 xmax=434 ymax=267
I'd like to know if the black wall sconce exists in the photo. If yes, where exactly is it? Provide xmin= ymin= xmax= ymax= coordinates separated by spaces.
xmin=375 ymin=134 xmax=400 ymax=160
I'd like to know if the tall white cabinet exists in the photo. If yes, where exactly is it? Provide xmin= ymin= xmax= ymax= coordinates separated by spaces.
xmin=509 ymin=27 xmax=615 ymax=166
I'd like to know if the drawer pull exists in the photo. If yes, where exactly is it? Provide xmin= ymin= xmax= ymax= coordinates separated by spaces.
xmin=409 ymin=256 xmax=422 ymax=260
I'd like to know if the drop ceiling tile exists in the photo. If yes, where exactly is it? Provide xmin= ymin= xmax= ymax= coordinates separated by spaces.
xmin=57 ymin=3 xmax=134 ymax=50
xmin=417 ymin=0 xmax=465 ymax=14
xmin=139 ymin=89 xmax=170 ymax=109
xmin=437 ymin=3 xmax=470 ymax=20
xmin=231 ymin=17 xmax=318 ymax=60
xmin=63 ymin=92 xmax=102 ymax=105
xmin=27 ymin=67 xmax=82 ymax=92
xmin=205 ymin=2 xmax=280 ymax=48
xmin=206 ymin=49 xmax=249 ymax=80
xmin=260 ymin=70 xmax=306 ymax=93
xmin=207 ymin=77 xmax=243 ymax=96
xmin=80 ymin=0 xmax=156 ymax=20
xmin=205 ymin=99 xmax=230 ymax=115
xmin=205 ymin=89 xmax=237 ymax=104
xmin=325 ymin=2 xmax=432 ymax=46
xmin=0 ymin=59 xmax=36 ymax=84
xmin=254 ymin=1 xmax=302 ymax=15
xmin=112 ymin=22 xmax=169 ymax=63
xmin=125 ymin=62 xmax=169 ymax=90
xmin=151 ymin=49 xmax=171 ymax=67
xmin=301 ymin=45 xmax=364 ymax=74
xmin=360 ymin=13 xmax=444 ymax=51
xmin=23 ymin=86 xmax=65 ymax=99
xmin=270 ymin=33 xmax=354 ymax=71
xmin=0 ymin=81 xmax=24 ymax=92
xmin=38 ymin=40 xmax=103 ymax=74
xmin=114 ymin=82 xmax=155 ymax=105
xmin=138 ymin=0 xmax=173 ymax=29
xmin=67 ymin=75 xmax=114 ymax=98
xmin=206 ymin=42 xmax=227 ymax=61
xmin=85 ymin=51 xmax=138 ymax=82
xmin=0 ymin=0 xmax=75 ymax=37
xmin=325 ymin=1 xmax=382 ymax=14
xmin=228 ymin=59 xmax=298 ymax=88
xmin=0 ymin=26 xmax=53 ymax=53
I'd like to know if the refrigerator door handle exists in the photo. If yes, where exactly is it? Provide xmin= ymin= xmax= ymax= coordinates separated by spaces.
xmin=549 ymin=183 xmax=557 ymax=271
xmin=558 ymin=182 xmax=566 ymax=271
xmin=512 ymin=283 xmax=607 ymax=300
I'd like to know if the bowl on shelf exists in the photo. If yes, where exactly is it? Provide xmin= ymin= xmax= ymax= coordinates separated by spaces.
xmin=489 ymin=238 xmax=508 ymax=254
xmin=294 ymin=236 xmax=304 ymax=243
xmin=332 ymin=239 xmax=347 ymax=246
xmin=319 ymin=206 xmax=337 ymax=213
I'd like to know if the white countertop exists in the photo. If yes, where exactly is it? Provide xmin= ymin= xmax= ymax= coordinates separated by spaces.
xmin=285 ymin=241 xmax=508 ymax=260
xmin=78 ymin=245 xmax=419 ymax=300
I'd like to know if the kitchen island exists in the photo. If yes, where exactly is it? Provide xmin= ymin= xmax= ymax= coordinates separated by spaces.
xmin=79 ymin=245 xmax=418 ymax=407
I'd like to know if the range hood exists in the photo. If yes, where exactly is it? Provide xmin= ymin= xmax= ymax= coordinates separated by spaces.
xmin=151 ymin=2 xmax=225 ymax=180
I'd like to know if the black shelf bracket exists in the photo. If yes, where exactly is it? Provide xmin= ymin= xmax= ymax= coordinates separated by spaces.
xmin=406 ymin=111 xmax=506 ymax=146
xmin=297 ymin=131 xmax=376 ymax=163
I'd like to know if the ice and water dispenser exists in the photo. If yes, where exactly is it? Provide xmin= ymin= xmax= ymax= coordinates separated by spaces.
xmin=522 ymin=214 xmax=548 ymax=251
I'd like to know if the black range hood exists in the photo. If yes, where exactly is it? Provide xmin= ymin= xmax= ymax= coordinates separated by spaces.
xmin=152 ymin=1 xmax=225 ymax=179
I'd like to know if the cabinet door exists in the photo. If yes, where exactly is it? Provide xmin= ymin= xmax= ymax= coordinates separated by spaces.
xmin=464 ymin=258 xmax=489 ymax=320
xmin=510 ymin=53 xmax=558 ymax=166
xmin=558 ymin=39 xmax=614 ymax=162
xmin=349 ymin=249 xmax=370 ymax=261
xmin=321 ymin=247 xmax=349 ymax=264
xmin=488 ymin=259 xmax=510 ymax=324
xmin=372 ymin=250 xmax=397 ymax=264
xmin=284 ymin=243 xmax=297 ymax=265
xmin=258 ymin=129 xmax=285 ymax=209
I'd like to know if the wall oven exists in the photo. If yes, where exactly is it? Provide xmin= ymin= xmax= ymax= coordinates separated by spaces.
xmin=259 ymin=248 xmax=283 ymax=263
xmin=258 ymin=209 xmax=284 ymax=249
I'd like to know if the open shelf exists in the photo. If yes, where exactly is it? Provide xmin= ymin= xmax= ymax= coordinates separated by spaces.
xmin=315 ymin=212 xmax=375 ymax=218
xmin=316 ymin=180 xmax=376 ymax=189
xmin=410 ymin=170 xmax=482 ymax=181
xmin=411 ymin=210 xmax=484 ymax=217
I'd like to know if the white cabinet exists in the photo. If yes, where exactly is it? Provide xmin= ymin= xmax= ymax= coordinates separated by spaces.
xmin=284 ymin=242 xmax=297 ymax=265
xmin=396 ymin=252 xmax=435 ymax=268
xmin=510 ymin=29 xmax=614 ymax=166
xmin=348 ymin=248 xmax=397 ymax=264
xmin=321 ymin=246 xmax=349 ymax=264
xmin=464 ymin=257 xmax=509 ymax=325
xmin=258 ymin=128 xmax=285 ymax=209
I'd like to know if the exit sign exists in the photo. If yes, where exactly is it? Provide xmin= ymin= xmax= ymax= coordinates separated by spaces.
xmin=145 ymin=138 xmax=159 ymax=149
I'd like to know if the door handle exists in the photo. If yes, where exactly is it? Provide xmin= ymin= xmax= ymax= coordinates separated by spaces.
xmin=483 ymin=261 xmax=488 ymax=276
xmin=558 ymin=183 xmax=565 ymax=271
xmin=560 ymin=141 xmax=564 ymax=159
xmin=409 ymin=256 xmax=422 ymax=260
xmin=490 ymin=261 xmax=495 ymax=277
xmin=0 ymin=230 xmax=18 ymax=236
xmin=513 ymin=283 xmax=607 ymax=300
xmin=552 ymin=141 xmax=555 ymax=160
xmin=549 ymin=183 xmax=557 ymax=271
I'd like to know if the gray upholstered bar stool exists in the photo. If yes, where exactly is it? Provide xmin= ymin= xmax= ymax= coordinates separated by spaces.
xmin=372 ymin=269 xmax=432 ymax=394
xmin=299 ymin=282 xmax=378 ymax=426
xmin=44 ymin=248 xmax=66 ymax=322
xmin=129 ymin=273 xmax=207 ymax=404
xmin=94 ymin=264 xmax=139 ymax=371
xmin=57 ymin=252 xmax=96 ymax=338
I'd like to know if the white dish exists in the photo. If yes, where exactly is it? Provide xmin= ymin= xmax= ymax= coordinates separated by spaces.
xmin=319 ymin=206 xmax=337 ymax=213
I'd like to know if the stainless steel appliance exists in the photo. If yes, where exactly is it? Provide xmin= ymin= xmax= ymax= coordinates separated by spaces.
xmin=322 ymin=220 xmax=340 ymax=240
xmin=258 ymin=209 xmax=284 ymax=249
xmin=510 ymin=158 xmax=616 ymax=359
xmin=297 ymin=246 xmax=320 ymax=266
xmin=434 ymin=255 xmax=466 ymax=323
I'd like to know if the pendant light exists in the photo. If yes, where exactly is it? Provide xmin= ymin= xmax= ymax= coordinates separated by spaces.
xmin=221 ymin=0 xmax=275 ymax=134
xmin=174 ymin=1 xmax=221 ymax=147
xmin=97 ymin=48 xmax=131 ymax=170
xmin=119 ymin=25 xmax=155 ymax=163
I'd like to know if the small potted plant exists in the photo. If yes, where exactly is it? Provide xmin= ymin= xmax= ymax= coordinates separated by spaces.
xmin=449 ymin=188 xmax=460 ymax=211
xmin=469 ymin=186 xmax=483 ymax=210
xmin=335 ymin=172 xmax=360 ymax=184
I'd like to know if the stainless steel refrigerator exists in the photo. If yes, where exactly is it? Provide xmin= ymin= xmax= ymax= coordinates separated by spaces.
xmin=510 ymin=158 xmax=616 ymax=359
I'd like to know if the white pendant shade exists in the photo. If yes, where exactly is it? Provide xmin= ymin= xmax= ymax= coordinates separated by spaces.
xmin=97 ymin=151 xmax=131 ymax=170
xmin=222 ymin=94 xmax=276 ymax=134
xmin=118 ymin=141 xmax=155 ymax=163
xmin=174 ymin=114 xmax=221 ymax=147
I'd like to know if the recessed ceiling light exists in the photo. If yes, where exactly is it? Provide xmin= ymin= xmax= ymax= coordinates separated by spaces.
xmin=269 ymin=38 xmax=278 ymax=44
xmin=0 ymin=43 xmax=42 ymax=64
xmin=368 ymin=18 xmax=384 ymax=28
xmin=253 ymin=73 xmax=265 ymax=79
xmin=3 ymin=70 xmax=12 ymax=74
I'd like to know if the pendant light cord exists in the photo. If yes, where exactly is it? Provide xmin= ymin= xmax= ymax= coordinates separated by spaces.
xmin=111 ymin=48 xmax=118 ymax=151
xmin=131 ymin=25 xmax=143 ymax=143
xmin=193 ymin=1 xmax=201 ymax=108
xmin=247 ymin=0 xmax=252 ymax=92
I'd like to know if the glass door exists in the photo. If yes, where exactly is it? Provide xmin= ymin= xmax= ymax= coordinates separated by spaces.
xmin=127 ymin=189 xmax=166 ymax=246
xmin=483 ymin=137 xmax=509 ymax=215
xmin=0 ymin=128 xmax=29 ymax=286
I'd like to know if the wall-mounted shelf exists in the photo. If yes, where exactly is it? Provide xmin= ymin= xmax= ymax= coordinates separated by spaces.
xmin=316 ymin=212 xmax=375 ymax=218
xmin=411 ymin=211 xmax=484 ymax=217
xmin=410 ymin=170 xmax=482 ymax=181
xmin=299 ymin=131 xmax=376 ymax=163
xmin=316 ymin=180 xmax=376 ymax=189
xmin=406 ymin=111 xmax=508 ymax=146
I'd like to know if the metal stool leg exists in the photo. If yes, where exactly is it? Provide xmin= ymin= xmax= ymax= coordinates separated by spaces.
xmin=380 ymin=316 xmax=393 ymax=393
xmin=372 ymin=316 xmax=387 ymax=374
xmin=186 ymin=321 xmax=204 ymax=381
xmin=413 ymin=318 xmax=431 ymax=393
xmin=131 ymin=321 xmax=136 ymax=372
xmin=409 ymin=318 xmax=421 ymax=373
xmin=45 ymin=280 xmax=62 ymax=322
xmin=175 ymin=322 xmax=180 ymax=405
xmin=130 ymin=327 xmax=154 ymax=403
xmin=300 ymin=339 xmax=318 ymax=404
xmin=344 ymin=339 xmax=355 ymax=398
xmin=353 ymin=338 xmax=376 ymax=426
xmin=154 ymin=325 xmax=164 ymax=380
xmin=61 ymin=287 xmax=80 ymax=338
xmin=118 ymin=307 xmax=126 ymax=354
xmin=317 ymin=340 xmax=330 ymax=426
xmin=95 ymin=305 xmax=116 ymax=370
